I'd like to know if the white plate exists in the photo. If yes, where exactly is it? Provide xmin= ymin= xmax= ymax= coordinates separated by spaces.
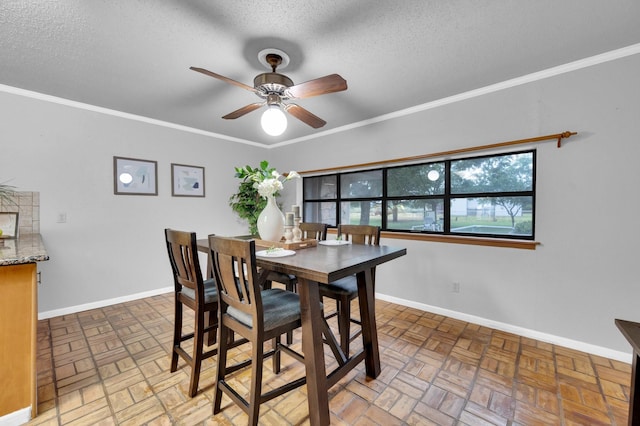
xmin=256 ymin=249 xmax=296 ymax=257
xmin=318 ymin=240 xmax=351 ymax=246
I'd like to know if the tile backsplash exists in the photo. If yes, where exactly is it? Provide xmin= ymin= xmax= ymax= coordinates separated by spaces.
xmin=0 ymin=191 xmax=40 ymax=235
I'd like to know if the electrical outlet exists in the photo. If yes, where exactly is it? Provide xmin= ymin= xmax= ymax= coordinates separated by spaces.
xmin=452 ymin=282 xmax=460 ymax=293
xmin=57 ymin=212 xmax=67 ymax=223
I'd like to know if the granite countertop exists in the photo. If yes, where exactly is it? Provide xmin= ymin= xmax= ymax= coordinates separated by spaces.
xmin=0 ymin=234 xmax=49 ymax=266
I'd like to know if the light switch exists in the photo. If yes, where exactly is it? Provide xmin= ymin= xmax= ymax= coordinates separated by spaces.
xmin=57 ymin=212 xmax=67 ymax=223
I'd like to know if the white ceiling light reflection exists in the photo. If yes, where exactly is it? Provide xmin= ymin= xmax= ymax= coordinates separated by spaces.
xmin=427 ymin=170 xmax=440 ymax=181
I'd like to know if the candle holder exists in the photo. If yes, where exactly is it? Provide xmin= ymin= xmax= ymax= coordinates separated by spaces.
xmin=284 ymin=225 xmax=294 ymax=243
xmin=292 ymin=218 xmax=302 ymax=242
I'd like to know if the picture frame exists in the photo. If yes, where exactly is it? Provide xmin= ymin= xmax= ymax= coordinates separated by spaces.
xmin=0 ymin=212 xmax=19 ymax=239
xmin=114 ymin=156 xmax=158 ymax=195
xmin=171 ymin=164 xmax=205 ymax=197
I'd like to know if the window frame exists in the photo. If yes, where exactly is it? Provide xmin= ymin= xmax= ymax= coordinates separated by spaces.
xmin=302 ymin=149 xmax=536 ymax=241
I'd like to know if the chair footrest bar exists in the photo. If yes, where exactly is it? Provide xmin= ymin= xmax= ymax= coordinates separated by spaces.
xmin=218 ymin=380 xmax=250 ymax=413
xmin=225 ymin=358 xmax=253 ymax=375
xmin=224 ymin=347 xmax=278 ymax=375
xmin=179 ymin=332 xmax=195 ymax=342
xmin=278 ymin=343 xmax=304 ymax=363
xmin=349 ymin=329 xmax=362 ymax=343
xmin=202 ymin=347 xmax=218 ymax=360
xmin=259 ymin=376 xmax=307 ymax=404
xmin=176 ymin=324 xmax=218 ymax=343
xmin=228 ymin=337 xmax=249 ymax=349
xmin=173 ymin=346 xmax=193 ymax=365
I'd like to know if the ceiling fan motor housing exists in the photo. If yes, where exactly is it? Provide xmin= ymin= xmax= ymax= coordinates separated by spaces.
xmin=254 ymin=73 xmax=293 ymax=99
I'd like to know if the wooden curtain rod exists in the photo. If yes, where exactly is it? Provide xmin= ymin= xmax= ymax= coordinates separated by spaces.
xmin=299 ymin=131 xmax=577 ymax=175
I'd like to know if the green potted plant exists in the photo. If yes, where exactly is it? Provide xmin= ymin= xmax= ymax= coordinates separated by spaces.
xmin=229 ymin=161 xmax=299 ymax=236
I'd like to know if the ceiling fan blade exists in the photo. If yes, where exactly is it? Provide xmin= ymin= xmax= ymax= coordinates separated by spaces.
xmin=284 ymin=103 xmax=327 ymax=128
xmin=222 ymin=102 xmax=265 ymax=119
xmin=190 ymin=66 xmax=258 ymax=93
xmin=285 ymin=74 xmax=347 ymax=99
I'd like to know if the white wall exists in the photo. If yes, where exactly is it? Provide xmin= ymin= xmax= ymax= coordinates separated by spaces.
xmin=0 ymin=92 xmax=266 ymax=312
xmin=1 ymin=51 xmax=638 ymax=358
xmin=276 ymin=53 xmax=640 ymax=356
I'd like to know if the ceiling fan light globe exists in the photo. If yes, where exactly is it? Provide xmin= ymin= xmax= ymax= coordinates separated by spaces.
xmin=261 ymin=106 xmax=287 ymax=136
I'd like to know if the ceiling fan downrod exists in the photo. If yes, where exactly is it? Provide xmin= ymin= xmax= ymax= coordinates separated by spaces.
xmin=253 ymin=55 xmax=293 ymax=96
xmin=265 ymin=53 xmax=282 ymax=72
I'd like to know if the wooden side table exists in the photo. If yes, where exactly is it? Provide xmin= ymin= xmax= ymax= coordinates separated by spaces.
xmin=615 ymin=319 xmax=640 ymax=426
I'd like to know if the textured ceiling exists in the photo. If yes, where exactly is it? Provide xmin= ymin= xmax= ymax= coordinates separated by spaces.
xmin=1 ymin=1 xmax=640 ymax=146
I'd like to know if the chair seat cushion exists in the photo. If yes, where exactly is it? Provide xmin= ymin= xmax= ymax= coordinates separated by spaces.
xmin=319 ymin=276 xmax=357 ymax=296
xmin=228 ymin=288 xmax=301 ymax=331
xmin=181 ymin=278 xmax=218 ymax=303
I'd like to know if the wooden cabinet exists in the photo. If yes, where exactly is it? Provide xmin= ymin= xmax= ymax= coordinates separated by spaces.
xmin=0 ymin=263 xmax=37 ymax=419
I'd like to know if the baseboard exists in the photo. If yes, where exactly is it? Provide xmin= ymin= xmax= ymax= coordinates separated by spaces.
xmin=0 ymin=407 xmax=31 ymax=426
xmin=376 ymin=293 xmax=632 ymax=364
xmin=38 ymin=286 xmax=173 ymax=320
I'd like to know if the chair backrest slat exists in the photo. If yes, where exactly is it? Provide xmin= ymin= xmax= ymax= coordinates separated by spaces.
xmin=209 ymin=235 xmax=263 ymax=323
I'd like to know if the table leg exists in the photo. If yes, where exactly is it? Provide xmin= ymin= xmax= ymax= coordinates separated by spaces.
xmin=357 ymin=267 xmax=381 ymax=378
xmin=204 ymin=253 xmax=216 ymax=346
xmin=297 ymin=278 xmax=330 ymax=426
xmin=630 ymin=352 xmax=640 ymax=426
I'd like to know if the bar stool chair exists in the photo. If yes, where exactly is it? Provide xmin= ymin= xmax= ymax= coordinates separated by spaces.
xmin=164 ymin=228 xmax=219 ymax=397
xmin=299 ymin=221 xmax=329 ymax=240
xmin=318 ymin=224 xmax=380 ymax=355
xmin=208 ymin=235 xmax=307 ymax=426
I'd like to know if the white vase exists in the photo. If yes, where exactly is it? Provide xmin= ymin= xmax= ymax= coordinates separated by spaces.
xmin=257 ymin=195 xmax=285 ymax=242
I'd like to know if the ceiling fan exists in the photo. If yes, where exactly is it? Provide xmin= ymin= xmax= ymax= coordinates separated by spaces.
xmin=190 ymin=49 xmax=347 ymax=135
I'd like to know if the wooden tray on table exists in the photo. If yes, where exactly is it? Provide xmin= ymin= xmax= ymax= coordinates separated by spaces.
xmin=254 ymin=238 xmax=318 ymax=250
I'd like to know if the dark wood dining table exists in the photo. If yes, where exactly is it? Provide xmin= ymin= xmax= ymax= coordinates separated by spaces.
xmin=196 ymin=237 xmax=406 ymax=426
xmin=615 ymin=319 xmax=640 ymax=426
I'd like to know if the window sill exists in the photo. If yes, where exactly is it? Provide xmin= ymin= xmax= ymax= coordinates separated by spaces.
xmin=327 ymin=229 xmax=540 ymax=250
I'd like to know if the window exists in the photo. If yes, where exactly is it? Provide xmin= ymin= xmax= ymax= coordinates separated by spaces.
xmin=303 ymin=150 xmax=535 ymax=239
xmin=302 ymin=174 xmax=338 ymax=226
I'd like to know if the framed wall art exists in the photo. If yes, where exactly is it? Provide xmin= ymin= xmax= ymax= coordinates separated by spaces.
xmin=113 ymin=156 xmax=158 ymax=195
xmin=171 ymin=164 xmax=205 ymax=197
xmin=0 ymin=212 xmax=19 ymax=238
